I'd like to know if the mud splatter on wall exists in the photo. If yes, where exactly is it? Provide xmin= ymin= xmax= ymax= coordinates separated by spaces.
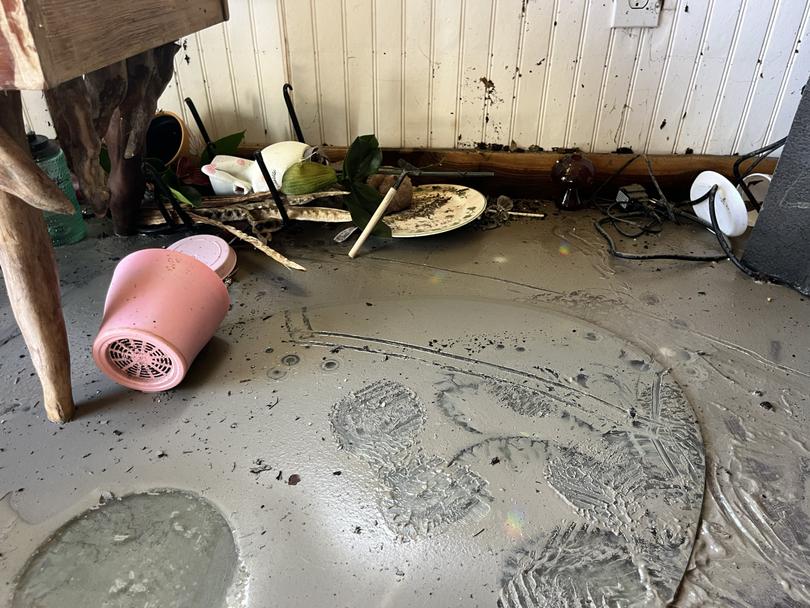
xmin=19 ymin=0 xmax=806 ymax=153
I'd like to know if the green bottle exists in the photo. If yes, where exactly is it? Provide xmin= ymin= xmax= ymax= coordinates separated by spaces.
xmin=27 ymin=133 xmax=87 ymax=246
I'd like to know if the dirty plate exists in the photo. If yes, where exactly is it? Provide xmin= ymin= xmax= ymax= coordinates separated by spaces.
xmin=385 ymin=184 xmax=486 ymax=238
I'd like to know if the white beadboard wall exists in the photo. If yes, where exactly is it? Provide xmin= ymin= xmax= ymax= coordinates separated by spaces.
xmin=20 ymin=0 xmax=810 ymax=155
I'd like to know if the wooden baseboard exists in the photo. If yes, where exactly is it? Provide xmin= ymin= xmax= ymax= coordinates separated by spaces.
xmin=239 ymin=146 xmax=777 ymax=199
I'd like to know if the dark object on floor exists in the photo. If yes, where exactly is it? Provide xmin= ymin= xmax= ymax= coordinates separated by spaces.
xmin=742 ymin=77 xmax=810 ymax=296
xmin=478 ymin=195 xmax=512 ymax=230
xmin=551 ymin=152 xmax=595 ymax=211
xmin=616 ymin=183 xmax=649 ymax=206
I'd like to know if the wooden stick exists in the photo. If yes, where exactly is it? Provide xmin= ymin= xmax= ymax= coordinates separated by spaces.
xmin=508 ymin=211 xmax=546 ymax=218
xmin=348 ymin=187 xmax=397 ymax=258
xmin=0 ymin=91 xmax=74 ymax=422
xmin=105 ymin=107 xmax=144 ymax=236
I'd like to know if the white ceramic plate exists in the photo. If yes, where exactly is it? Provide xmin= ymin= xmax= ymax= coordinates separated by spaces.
xmin=385 ymin=184 xmax=487 ymax=238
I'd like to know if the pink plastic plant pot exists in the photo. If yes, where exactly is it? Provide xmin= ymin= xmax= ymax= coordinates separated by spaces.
xmin=92 ymin=248 xmax=230 ymax=392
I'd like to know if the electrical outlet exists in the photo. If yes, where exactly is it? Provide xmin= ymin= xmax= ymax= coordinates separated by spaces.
xmin=611 ymin=0 xmax=661 ymax=28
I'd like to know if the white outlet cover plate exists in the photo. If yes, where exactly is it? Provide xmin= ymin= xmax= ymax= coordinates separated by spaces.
xmin=611 ymin=0 xmax=661 ymax=28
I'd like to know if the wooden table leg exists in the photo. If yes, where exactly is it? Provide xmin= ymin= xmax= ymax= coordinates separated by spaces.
xmin=0 ymin=92 xmax=74 ymax=422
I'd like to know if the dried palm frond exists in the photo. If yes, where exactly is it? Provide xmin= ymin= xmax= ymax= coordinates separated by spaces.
xmin=187 ymin=212 xmax=306 ymax=271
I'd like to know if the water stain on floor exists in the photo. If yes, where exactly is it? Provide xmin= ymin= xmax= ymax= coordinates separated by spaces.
xmin=12 ymin=490 xmax=240 ymax=608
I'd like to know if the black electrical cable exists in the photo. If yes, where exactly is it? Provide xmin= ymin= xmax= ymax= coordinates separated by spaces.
xmin=597 ymin=184 xmax=687 ymax=242
xmin=644 ymin=155 xmax=675 ymax=222
xmin=673 ymin=189 xmax=711 ymax=208
xmin=590 ymin=155 xmax=663 ymax=239
xmin=590 ymin=148 xmax=804 ymax=294
xmin=594 ymin=183 xmax=805 ymax=295
xmin=740 ymin=150 xmax=771 ymax=177
xmin=733 ymin=138 xmax=786 ymax=179
xmin=592 ymin=170 xmax=729 ymax=262
xmin=605 ymin=201 xmax=664 ymax=239
xmin=589 ymin=148 xmax=769 ymax=265
xmin=588 ymin=154 xmax=642 ymax=204
xmin=705 ymin=185 xmax=768 ymax=280
xmin=594 ymin=208 xmax=728 ymax=262
xmin=732 ymin=137 xmax=787 ymax=210
xmin=704 ymin=186 xmax=809 ymax=295
xmin=596 ymin=201 xmax=658 ymax=239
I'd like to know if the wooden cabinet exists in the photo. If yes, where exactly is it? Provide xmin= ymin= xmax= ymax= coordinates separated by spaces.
xmin=0 ymin=0 xmax=228 ymax=90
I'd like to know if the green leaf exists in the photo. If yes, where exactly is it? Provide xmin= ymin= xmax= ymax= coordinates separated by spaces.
xmin=169 ymin=186 xmax=202 ymax=206
xmin=281 ymin=161 xmax=337 ymax=194
xmin=201 ymin=130 xmax=246 ymax=165
xmin=143 ymin=157 xmax=203 ymax=207
xmin=335 ymin=134 xmax=390 ymax=238
xmin=163 ymin=171 xmax=202 ymax=207
xmin=350 ymin=181 xmax=384 ymax=211
xmin=99 ymin=146 xmax=110 ymax=173
xmin=342 ymin=134 xmax=382 ymax=183
xmin=344 ymin=182 xmax=391 ymax=238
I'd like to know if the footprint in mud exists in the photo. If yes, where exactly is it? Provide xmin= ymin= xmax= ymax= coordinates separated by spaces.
xmin=487 ymin=380 xmax=556 ymax=417
xmin=434 ymin=374 xmax=556 ymax=424
xmin=545 ymin=445 xmax=647 ymax=538
xmin=433 ymin=374 xmax=485 ymax=434
xmin=330 ymin=380 xmax=426 ymax=468
xmin=498 ymin=524 xmax=659 ymax=608
xmin=331 ymin=381 xmax=491 ymax=540
xmin=378 ymin=455 xmax=492 ymax=540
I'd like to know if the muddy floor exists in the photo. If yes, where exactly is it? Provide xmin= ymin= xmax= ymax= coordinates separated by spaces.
xmin=0 ymin=206 xmax=808 ymax=607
